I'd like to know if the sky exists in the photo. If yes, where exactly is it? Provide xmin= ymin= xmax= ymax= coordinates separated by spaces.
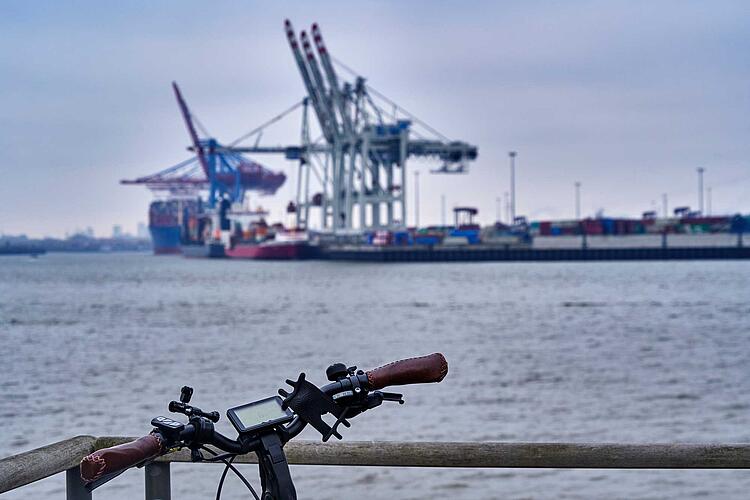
xmin=1 ymin=0 xmax=749 ymax=237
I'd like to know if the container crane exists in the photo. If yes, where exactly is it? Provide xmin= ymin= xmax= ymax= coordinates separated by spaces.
xmin=227 ymin=20 xmax=478 ymax=231
xmin=121 ymin=82 xmax=286 ymax=208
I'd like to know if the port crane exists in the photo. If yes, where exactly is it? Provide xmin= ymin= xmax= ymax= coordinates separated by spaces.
xmin=121 ymin=82 xmax=286 ymax=208
xmin=224 ymin=20 xmax=478 ymax=231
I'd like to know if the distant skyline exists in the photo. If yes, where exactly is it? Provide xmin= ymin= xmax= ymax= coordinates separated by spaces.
xmin=2 ymin=1 xmax=749 ymax=237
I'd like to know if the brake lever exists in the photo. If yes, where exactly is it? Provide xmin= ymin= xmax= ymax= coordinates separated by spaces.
xmin=380 ymin=392 xmax=404 ymax=404
xmin=355 ymin=391 xmax=404 ymax=412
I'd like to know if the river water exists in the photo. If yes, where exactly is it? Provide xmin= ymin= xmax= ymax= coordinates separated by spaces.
xmin=1 ymin=253 xmax=749 ymax=499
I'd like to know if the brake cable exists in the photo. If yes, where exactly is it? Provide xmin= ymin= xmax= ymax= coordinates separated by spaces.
xmin=215 ymin=454 xmax=236 ymax=500
xmin=200 ymin=446 xmax=260 ymax=500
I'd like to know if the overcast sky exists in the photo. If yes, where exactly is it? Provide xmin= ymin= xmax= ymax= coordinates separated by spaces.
xmin=1 ymin=0 xmax=749 ymax=237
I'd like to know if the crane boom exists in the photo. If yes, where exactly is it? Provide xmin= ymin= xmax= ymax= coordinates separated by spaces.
xmin=300 ymin=30 xmax=340 ymax=139
xmin=172 ymin=81 xmax=211 ymax=179
xmin=311 ymin=23 xmax=353 ymax=135
xmin=284 ymin=20 xmax=335 ymax=143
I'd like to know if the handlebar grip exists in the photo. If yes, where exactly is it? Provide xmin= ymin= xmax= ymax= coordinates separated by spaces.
xmin=80 ymin=434 xmax=164 ymax=483
xmin=365 ymin=353 xmax=448 ymax=390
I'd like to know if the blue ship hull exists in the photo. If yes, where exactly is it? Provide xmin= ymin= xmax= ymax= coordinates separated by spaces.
xmin=149 ymin=226 xmax=181 ymax=255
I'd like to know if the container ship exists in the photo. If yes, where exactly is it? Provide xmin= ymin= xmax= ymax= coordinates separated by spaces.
xmin=148 ymin=198 xmax=204 ymax=255
xmin=125 ymin=81 xmax=287 ymax=256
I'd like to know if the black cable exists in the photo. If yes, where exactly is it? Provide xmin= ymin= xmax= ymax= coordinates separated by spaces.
xmin=215 ymin=455 xmax=235 ymax=500
xmin=201 ymin=446 xmax=260 ymax=500
xmin=204 ymin=451 xmax=238 ymax=463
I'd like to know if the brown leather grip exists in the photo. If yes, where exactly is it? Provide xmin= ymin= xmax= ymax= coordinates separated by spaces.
xmin=366 ymin=353 xmax=448 ymax=390
xmin=80 ymin=434 xmax=164 ymax=483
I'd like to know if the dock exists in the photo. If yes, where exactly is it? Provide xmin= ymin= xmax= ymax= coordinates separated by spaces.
xmin=318 ymin=244 xmax=750 ymax=262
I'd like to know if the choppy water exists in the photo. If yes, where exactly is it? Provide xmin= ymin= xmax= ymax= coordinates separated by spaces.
xmin=1 ymin=253 xmax=749 ymax=499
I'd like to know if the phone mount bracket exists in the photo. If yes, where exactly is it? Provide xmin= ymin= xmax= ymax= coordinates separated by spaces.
xmin=279 ymin=373 xmax=351 ymax=441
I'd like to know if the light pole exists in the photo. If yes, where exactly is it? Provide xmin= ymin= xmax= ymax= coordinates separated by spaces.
xmin=575 ymin=181 xmax=581 ymax=220
xmin=697 ymin=167 xmax=705 ymax=214
xmin=414 ymin=170 xmax=420 ymax=228
xmin=503 ymin=191 xmax=511 ymax=225
xmin=495 ymin=197 xmax=502 ymax=223
xmin=662 ymin=193 xmax=668 ymax=218
xmin=509 ymin=151 xmax=517 ymax=224
xmin=707 ymin=186 xmax=712 ymax=216
xmin=441 ymin=194 xmax=446 ymax=226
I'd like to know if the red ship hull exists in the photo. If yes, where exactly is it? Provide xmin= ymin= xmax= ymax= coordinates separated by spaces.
xmin=225 ymin=241 xmax=311 ymax=260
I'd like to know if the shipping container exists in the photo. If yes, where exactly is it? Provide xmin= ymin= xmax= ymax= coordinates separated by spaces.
xmin=414 ymin=235 xmax=441 ymax=246
xmin=600 ymin=218 xmax=616 ymax=235
xmin=442 ymin=235 xmax=470 ymax=246
xmin=582 ymin=219 xmax=603 ymax=235
xmin=372 ymin=230 xmax=391 ymax=246
xmin=449 ymin=228 xmax=480 ymax=244
xmin=392 ymin=231 xmax=412 ymax=246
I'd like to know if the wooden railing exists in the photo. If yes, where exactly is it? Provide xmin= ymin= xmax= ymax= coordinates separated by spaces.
xmin=2 ymin=436 xmax=750 ymax=499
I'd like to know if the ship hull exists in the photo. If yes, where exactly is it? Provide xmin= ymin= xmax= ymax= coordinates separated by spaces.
xmin=149 ymin=226 xmax=181 ymax=255
xmin=182 ymin=242 xmax=226 ymax=258
xmin=225 ymin=241 xmax=312 ymax=260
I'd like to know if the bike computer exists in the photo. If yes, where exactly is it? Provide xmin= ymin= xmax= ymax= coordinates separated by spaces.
xmin=227 ymin=396 xmax=294 ymax=434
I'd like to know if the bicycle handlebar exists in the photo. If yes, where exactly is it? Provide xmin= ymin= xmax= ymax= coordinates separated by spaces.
xmin=80 ymin=353 xmax=449 ymax=485
xmin=365 ymin=353 xmax=448 ymax=390
xmin=80 ymin=433 xmax=164 ymax=482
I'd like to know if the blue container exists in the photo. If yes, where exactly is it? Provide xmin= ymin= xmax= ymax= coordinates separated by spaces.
xmin=392 ymin=231 xmax=413 ymax=245
xmin=600 ymin=218 xmax=615 ymax=235
xmin=449 ymin=229 xmax=480 ymax=244
xmin=415 ymin=235 xmax=440 ymax=246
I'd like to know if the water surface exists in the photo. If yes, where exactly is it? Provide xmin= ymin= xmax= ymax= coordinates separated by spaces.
xmin=1 ymin=254 xmax=749 ymax=499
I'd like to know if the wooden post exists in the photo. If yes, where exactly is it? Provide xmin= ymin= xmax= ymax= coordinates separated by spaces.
xmin=145 ymin=462 xmax=171 ymax=500
xmin=65 ymin=468 xmax=91 ymax=500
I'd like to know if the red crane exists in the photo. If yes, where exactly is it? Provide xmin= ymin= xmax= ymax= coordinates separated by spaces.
xmin=121 ymin=82 xmax=286 ymax=207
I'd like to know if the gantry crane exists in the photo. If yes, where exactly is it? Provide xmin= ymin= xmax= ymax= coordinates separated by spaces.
xmin=122 ymin=82 xmax=286 ymax=208
xmin=226 ymin=20 xmax=478 ymax=231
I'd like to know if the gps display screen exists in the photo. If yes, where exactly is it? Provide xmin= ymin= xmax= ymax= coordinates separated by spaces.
xmin=227 ymin=396 xmax=294 ymax=434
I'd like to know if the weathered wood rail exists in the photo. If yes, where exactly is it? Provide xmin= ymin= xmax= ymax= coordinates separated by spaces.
xmin=2 ymin=436 xmax=749 ymax=499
